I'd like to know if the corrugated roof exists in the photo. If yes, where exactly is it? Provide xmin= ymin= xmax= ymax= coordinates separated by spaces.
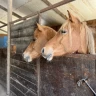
xmin=0 ymin=0 xmax=96 ymax=34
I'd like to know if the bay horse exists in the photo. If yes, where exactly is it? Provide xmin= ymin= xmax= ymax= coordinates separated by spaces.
xmin=41 ymin=11 xmax=96 ymax=61
xmin=23 ymin=23 xmax=57 ymax=62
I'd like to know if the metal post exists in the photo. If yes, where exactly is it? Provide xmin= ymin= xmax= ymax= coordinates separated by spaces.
xmin=7 ymin=0 xmax=12 ymax=96
xmin=37 ymin=13 xmax=42 ymax=96
xmin=37 ymin=58 xmax=40 ymax=96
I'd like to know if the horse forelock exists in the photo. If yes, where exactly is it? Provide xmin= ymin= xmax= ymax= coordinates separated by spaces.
xmin=59 ymin=20 xmax=72 ymax=48
xmin=59 ymin=20 xmax=69 ymax=31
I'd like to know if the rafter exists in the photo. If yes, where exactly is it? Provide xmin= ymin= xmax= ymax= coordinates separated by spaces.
xmin=11 ymin=0 xmax=74 ymax=24
xmin=0 ymin=5 xmax=22 ymax=18
xmin=0 ymin=29 xmax=7 ymax=33
xmin=0 ymin=24 xmax=7 ymax=28
xmin=0 ymin=21 xmax=6 ymax=25
xmin=42 ymin=0 xmax=67 ymax=20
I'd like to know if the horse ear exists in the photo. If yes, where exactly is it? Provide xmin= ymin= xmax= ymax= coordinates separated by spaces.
xmin=37 ymin=23 xmax=43 ymax=31
xmin=67 ymin=10 xmax=80 ymax=23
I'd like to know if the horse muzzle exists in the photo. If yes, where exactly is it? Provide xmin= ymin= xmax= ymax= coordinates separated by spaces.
xmin=22 ymin=53 xmax=32 ymax=62
xmin=41 ymin=47 xmax=53 ymax=61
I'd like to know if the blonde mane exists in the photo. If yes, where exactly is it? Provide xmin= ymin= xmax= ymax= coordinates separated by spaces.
xmin=59 ymin=21 xmax=95 ymax=54
xmin=82 ymin=22 xmax=95 ymax=54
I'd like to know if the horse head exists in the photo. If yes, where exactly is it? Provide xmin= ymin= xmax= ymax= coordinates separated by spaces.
xmin=41 ymin=11 xmax=95 ymax=61
xmin=23 ymin=23 xmax=56 ymax=62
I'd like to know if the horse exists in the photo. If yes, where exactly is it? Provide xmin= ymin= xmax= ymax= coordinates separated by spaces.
xmin=23 ymin=23 xmax=57 ymax=62
xmin=41 ymin=10 xmax=96 ymax=61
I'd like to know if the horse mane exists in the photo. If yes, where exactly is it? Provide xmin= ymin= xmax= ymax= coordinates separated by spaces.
xmin=82 ymin=22 xmax=95 ymax=54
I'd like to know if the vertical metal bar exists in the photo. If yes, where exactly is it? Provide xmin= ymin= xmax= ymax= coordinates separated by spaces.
xmin=37 ymin=13 xmax=42 ymax=96
xmin=37 ymin=58 xmax=40 ymax=96
xmin=7 ymin=0 xmax=12 ymax=96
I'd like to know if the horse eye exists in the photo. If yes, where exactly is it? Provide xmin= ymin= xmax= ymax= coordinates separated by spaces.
xmin=33 ymin=38 xmax=36 ymax=41
xmin=61 ymin=30 xmax=67 ymax=34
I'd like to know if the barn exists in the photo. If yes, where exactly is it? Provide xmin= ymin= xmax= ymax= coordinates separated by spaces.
xmin=0 ymin=0 xmax=96 ymax=96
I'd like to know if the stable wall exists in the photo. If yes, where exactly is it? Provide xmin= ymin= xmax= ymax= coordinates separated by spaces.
xmin=10 ymin=16 xmax=39 ymax=96
xmin=0 ymin=48 xmax=7 ymax=86
xmin=40 ymin=54 xmax=96 ymax=96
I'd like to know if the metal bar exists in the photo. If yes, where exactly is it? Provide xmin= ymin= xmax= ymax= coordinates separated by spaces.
xmin=0 ymin=4 xmax=22 ymax=18
xmin=7 ymin=0 xmax=12 ymax=95
xmin=37 ymin=58 xmax=40 ymax=96
xmin=42 ymin=0 xmax=67 ymax=20
xmin=84 ymin=80 xmax=96 ymax=96
xmin=11 ymin=0 xmax=74 ymax=24
xmin=37 ymin=13 xmax=42 ymax=96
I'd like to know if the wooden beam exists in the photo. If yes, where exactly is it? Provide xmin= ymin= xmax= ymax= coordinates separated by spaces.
xmin=87 ymin=19 xmax=96 ymax=27
xmin=0 ymin=34 xmax=7 ymax=36
xmin=0 ymin=21 xmax=6 ymax=25
xmin=0 ymin=29 xmax=7 ymax=33
xmin=7 ymin=0 xmax=12 ymax=95
xmin=0 ymin=24 xmax=7 ymax=28
xmin=42 ymin=0 xmax=67 ymax=20
xmin=0 ymin=21 xmax=7 ymax=29
xmin=11 ymin=0 xmax=75 ymax=24
xmin=0 ymin=5 xmax=22 ymax=18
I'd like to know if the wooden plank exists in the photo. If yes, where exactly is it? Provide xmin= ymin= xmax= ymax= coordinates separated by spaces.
xmin=11 ymin=37 xmax=33 ymax=53
xmin=11 ymin=72 xmax=37 ymax=94
xmin=0 ymin=67 xmax=6 ymax=85
xmin=0 ymin=34 xmax=7 ymax=36
xmin=11 ymin=77 xmax=37 ymax=96
xmin=11 ymin=53 xmax=25 ymax=61
xmin=42 ymin=0 xmax=67 ymax=20
xmin=0 ymin=21 xmax=6 ymax=25
xmin=11 ymin=26 xmax=36 ymax=38
xmin=25 ymin=90 xmax=37 ymax=96
xmin=11 ymin=16 xmax=38 ymax=31
xmin=40 ymin=54 xmax=96 ymax=96
xmin=10 ymin=78 xmax=28 ymax=94
xmin=0 ymin=29 xmax=7 ymax=33
xmin=7 ymin=0 xmax=12 ymax=95
xmin=11 ymin=0 xmax=74 ymax=24
xmin=11 ymin=59 xmax=37 ymax=76
xmin=11 ymin=65 xmax=37 ymax=84
xmin=10 ymin=91 xmax=17 ymax=96
xmin=10 ymin=84 xmax=25 ymax=96
xmin=0 ymin=24 xmax=7 ymax=28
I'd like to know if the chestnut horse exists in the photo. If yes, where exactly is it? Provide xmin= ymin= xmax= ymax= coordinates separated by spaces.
xmin=23 ymin=24 xmax=57 ymax=62
xmin=41 ymin=11 xmax=96 ymax=61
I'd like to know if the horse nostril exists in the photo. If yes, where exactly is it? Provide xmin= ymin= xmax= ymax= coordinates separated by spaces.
xmin=42 ymin=48 xmax=44 ymax=53
xmin=25 ymin=56 xmax=30 ymax=62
